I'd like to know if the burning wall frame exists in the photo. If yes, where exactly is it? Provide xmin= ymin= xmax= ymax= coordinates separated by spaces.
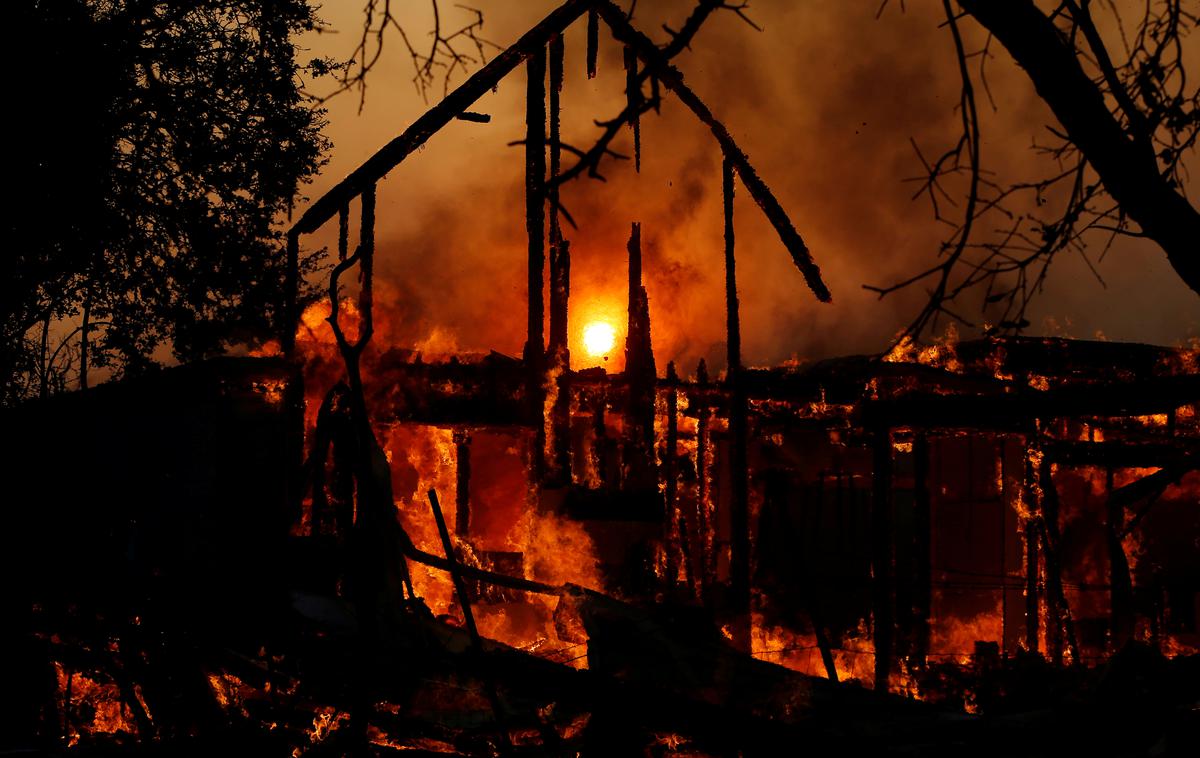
xmin=282 ymin=0 xmax=834 ymax=655
xmin=279 ymin=0 xmax=1200 ymax=693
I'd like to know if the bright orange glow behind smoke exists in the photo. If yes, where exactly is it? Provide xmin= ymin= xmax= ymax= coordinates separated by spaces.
xmin=582 ymin=321 xmax=616 ymax=357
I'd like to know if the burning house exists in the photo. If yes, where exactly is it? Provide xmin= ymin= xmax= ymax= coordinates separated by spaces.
xmin=6 ymin=1 xmax=1200 ymax=755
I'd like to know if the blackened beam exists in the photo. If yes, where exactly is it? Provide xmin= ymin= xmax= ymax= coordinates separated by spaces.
xmin=1109 ymin=455 xmax=1199 ymax=512
xmin=405 ymin=540 xmax=561 ymax=596
xmin=289 ymin=0 xmax=594 ymax=237
xmin=595 ymin=1 xmax=831 ymax=303
xmin=1043 ymin=440 xmax=1200 ymax=468
xmin=859 ymin=375 xmax=1200 ymax=429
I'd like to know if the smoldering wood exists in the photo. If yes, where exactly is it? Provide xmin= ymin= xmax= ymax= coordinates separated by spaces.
xmin=723 ymin=156 xmax=752 ymax=652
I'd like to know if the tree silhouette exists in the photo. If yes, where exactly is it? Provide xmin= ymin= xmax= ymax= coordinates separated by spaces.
xmin=4 ymin=0 xmax=330 ymax=404
xmin=870 ymin=0 xmax=1200 ymax=341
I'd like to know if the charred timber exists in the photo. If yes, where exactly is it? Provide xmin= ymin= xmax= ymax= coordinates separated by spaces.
xmin=455 ymin=431 xmax=472 ymax=537
xmin=594 ymin=1 xmax=830 ymax=303
xmin=289 ymin=0 xmax=593 ymax=236
xmin=1105 ymin=469 xmax=1136 ymax=650
xmin=859 ymin=375 xmax=1200 ymax=430
xmin=1023 ymin=452 xmax=1041 ymax=654
xmin=624 ymin=223 xmax=658 ymax=495
xmin=1042 ymin=440 xmax=1200 ymax=468
xmin=525 ymin=45 xmax=548 ymax=431
xmin=911 ymin=433 xmax=932 ymax=667
xmin=1038 ymin=457 xmax=1081 ymax=665
xmin=665 ymin=362 xmax=687 ymax=592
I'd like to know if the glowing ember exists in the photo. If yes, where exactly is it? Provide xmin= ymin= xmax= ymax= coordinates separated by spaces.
xmin=582 ymin=321 xmax=616 ymax=358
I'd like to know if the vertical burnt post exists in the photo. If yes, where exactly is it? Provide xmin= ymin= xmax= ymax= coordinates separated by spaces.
xmin=1038 ymin=456 xmax=1080 ymax=666
xmin=624 ymin=44 xmax=641 ymax=171
xmin=723 ymin=156 xmax=751 ymax=652
xmin=547 ymin=33 xmax=572 ymax=487
xmin=911 ymin=433 xmax=932 ymax=668
xmin=696 ymin=359 xmax=716 ymax=594
xmin=525 ymin=44 xmax=548 ymax=478
xmin=871 ymin=428 xmax=894 ymax=692
xmin=455 ymin=430 xmax=472 ymax=538
xmin=665 ymin=362 xmax=692 ymax=594
xmin=1106 ymin=466 xmax=1135 ymax=650
xmin=1023 ymin=449 xmax=1041 ymax=654
xmin=624 ymin=222 xmax=658 ymax=494
xmin=282 ymin=228 xmax=299 ymax=356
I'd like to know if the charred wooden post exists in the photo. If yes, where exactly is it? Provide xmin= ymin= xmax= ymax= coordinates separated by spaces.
xmin=586 ymin=6 xmax=598 ymax=79
xmin=338 ymin=203 xmax=350 ymax=260
xmin=696 ymin=358 xmax=716 ymax=594
xmin=546 ymin=33 xmax=572 ymax=487
xmin=592 ymin=393 xmax=611 ymax=488
xmin=548 ymin=238 xmax=572 ymax=484
xmin=624 ymin=44 xmax=641 ymax=171
xmin=525 ymin=44 xmax=548 ymax=481
xmin=624 ymin=222 xmax=658 ymax=495
xmin=595 ymin=3 xmax=830 ymax=302
xmin=911 ymin=433 xmax=932 ymax=668
xmin=548 ymin=32 xmax=564 ymax=240
xmin=723 ymin=157 xmax=752 ymax=652
xmin=1038 ymin=457 xmax=1081 ymax=665
xmin=455 ymin=430 xmax=472 ymax=538
xmin=871 ymin=429 xmax=895 ymax=692
xmin=1023 ymin=452 xmax=1041 ymax=654
xmin=665 ymin=362 xmax=692 ymax=594
xmin=1105 ymin=466 xmax=1136 ymax=649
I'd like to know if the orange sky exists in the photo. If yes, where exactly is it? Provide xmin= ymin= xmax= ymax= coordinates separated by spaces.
xmin=292 ymin=0 xmax=1200 ymax=376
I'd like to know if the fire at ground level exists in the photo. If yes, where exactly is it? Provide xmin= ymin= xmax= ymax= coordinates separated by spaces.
xmin=3 ymin=326 xmax=1200 ymax=755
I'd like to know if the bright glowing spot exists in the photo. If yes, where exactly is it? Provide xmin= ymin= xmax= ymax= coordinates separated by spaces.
xmin=583 ymin=321 xmax=616 ymax=357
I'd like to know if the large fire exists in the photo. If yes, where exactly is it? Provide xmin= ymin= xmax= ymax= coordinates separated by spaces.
xmin=582 ymin=320 xmax=616 ymax=358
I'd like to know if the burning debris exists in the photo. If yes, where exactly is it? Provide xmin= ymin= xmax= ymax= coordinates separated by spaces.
xmin=5 ymin=1 xmax=1200 ymax=756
